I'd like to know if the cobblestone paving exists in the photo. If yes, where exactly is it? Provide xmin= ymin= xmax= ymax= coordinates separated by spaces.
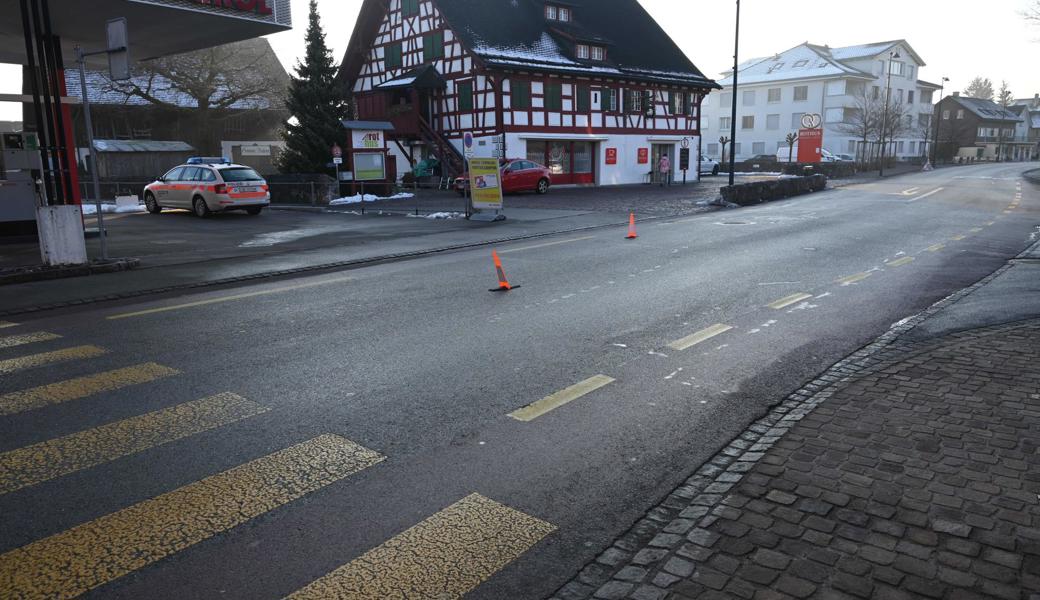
xmin=555 ymin=317 xmax=1040 ymax=600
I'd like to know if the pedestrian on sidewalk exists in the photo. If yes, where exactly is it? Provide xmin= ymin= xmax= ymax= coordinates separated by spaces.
xmin=658 ymin=154 xmax=671 ymax=187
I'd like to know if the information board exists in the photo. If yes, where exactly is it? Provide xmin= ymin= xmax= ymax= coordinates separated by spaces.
xmin=468 ymin=158 xmax=503 ymax=210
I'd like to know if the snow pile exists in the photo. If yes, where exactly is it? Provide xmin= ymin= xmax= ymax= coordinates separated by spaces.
xmin=406 ymin=212 xmax=464 ymax=220
xmin=81 ymin=203 xmax=147 ymax=215
xmin=329 ymin=192 xmax=415 ymax=206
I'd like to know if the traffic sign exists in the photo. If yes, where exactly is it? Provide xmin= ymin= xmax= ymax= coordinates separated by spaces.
xmin=681 ymin=137 xmax=690 ymax=149
xmin=333 ymin=157 xmax=343 ymax=165
xmin=331 ymin=144 xmax=343 ymax=158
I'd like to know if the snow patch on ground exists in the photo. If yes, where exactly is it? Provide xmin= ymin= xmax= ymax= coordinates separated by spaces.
xmin=81 ymin=203 xmax=147 ymax=215
xmin=405 ymin=212 xmax=464 ymax=220
xmin=329 ymin=192 xmax=415 ymax=205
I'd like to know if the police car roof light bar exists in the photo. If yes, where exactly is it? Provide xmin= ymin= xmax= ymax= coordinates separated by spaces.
xmin=186 ymin=157 xmax=231 ymax=165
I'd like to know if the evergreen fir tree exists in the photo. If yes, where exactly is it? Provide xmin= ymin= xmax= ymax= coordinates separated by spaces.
xmin=278 ymin=0 xmax=350 ymax=174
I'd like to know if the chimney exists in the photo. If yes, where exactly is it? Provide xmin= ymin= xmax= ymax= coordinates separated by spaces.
xmin=953 ymin=91 xmax=960 ymax=97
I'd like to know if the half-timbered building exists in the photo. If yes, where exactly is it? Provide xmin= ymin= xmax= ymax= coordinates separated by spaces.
xmin=339 ymin=0 xmax=719 ymax=186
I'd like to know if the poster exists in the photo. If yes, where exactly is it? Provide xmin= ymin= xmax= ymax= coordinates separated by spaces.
xmin=469 ymin=158 xmax=503 ymax=210
xmin=798 ymin=129 xmax=823 ymax=163
xmin=354 ymin=152 xmax=386 ymax=181
xmin=637 ymin=148 xmax=649 ymax=164
xmin=605 ymin=148 xmax=618 ymax=165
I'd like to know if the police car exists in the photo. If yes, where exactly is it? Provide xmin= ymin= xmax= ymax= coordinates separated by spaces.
xmin=143 ymin=157 xmax=270 ymax=217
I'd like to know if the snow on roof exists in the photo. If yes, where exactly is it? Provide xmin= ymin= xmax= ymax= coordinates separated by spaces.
xmin=717 ymin=44 xmax=869 ymax=86
xmin=827 ymin=41 xmax=899 ymax=61
xmin=93 ymin=139 xmax=195 ymax=153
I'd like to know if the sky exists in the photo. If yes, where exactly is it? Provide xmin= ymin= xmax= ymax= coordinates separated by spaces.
xmin=2 ymin=0 xmax=1039 ymax=121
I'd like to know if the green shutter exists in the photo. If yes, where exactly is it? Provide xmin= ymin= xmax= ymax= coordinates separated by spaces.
xmin=385 ymin=44 xmax=402 ymax=69
xmin=459 ymin=81 xmax=473 ymax=111
xmin=423 ymin=32 xmax=444 ymax=62
xmin=512 ymin=80 xmax=530 ymax=110
xmin=546 ymin=83 xmax=562 ymax=111
xmin=577 ymin=86 xmax=591 ymax=112
xmin=403 ymin=0 xmax=419 ymax=17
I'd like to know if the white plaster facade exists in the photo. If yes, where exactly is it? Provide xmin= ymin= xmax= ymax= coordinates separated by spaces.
xmin=701 ymin=41 xmax=939 ymax=162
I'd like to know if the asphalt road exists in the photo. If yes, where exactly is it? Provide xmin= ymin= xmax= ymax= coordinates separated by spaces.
xmin=0 ymin=162 xmax=1036 ymax=599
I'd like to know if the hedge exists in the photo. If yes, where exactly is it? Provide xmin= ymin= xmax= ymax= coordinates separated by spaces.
xmin=720 ymin=175 xmax=827 ymax=206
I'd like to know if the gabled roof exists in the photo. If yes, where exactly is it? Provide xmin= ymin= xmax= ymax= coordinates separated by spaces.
xmin=946 ymin=96 xmax=1023 ymax=123
xmin=717 ymin=39 xmax=927 ymax=87
xmin=340 ymin=0 xmax=717 ymax=89
xmin=375 ymin=65 xmax=446 ymax=90
xmin=717 ymin=42 xmax=874 ymax=86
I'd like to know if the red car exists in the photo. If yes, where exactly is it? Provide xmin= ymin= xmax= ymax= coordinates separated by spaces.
xmin=454 ymin=158 xmax=552 ymax=196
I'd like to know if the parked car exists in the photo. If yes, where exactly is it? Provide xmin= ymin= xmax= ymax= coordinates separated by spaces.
xmin=776 ymin=146 xmax=839 ymax=163
xmin=698 ymin=155 xmax=720 ymax=176
xmin=144 ymin=157 xmax=269 ymax=217
xmin=835 ymin=153 xmax=855 ymax=162
xmin=749 ymin=154 xmax=779 ymax=164
xmin=454 ymin=158 xmax=552 ymax=195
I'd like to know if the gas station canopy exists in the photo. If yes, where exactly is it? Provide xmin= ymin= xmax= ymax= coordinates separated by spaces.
xmin=0 ymin=0 xmax=292 ymax=65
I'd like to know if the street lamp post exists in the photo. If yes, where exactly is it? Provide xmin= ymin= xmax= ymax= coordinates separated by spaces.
xmin=931 ymin=76 xmax=949 ymax=166
xmin=728 ymin=0 xmax=740 ymax=186
xmin=878 ymin=50 xmax=900 ymax=177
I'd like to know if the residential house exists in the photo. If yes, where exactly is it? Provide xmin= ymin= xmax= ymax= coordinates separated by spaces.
xmin=338 ymin=0 xmax=719 ymax=185
xmin=935 ymin=92 xmax=1034 ymax=162
xmin=1011 ymin=94 xmax=1040 ymax=160
xmin=701 ymin=40 xmax=939 ymax=162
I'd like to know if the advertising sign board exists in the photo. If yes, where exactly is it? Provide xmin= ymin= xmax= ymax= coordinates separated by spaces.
xmin=797 ymin=128 xmax=823 ymax=163
xmin=468 ymin=158 xmax=503 ymax=210
xmin=637 ymin=148 xmax=649 ymax=164
xmin=605 ymin=148 xmax=618 ymax=165
xmin=679 ymin=148 xmax=690 ymax=171
xmin=353 ymin=152 xmax=385 ymax=181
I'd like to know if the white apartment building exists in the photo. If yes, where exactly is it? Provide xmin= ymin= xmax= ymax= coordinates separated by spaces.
xmin=701 ymin=41 xmax=941 ymax=162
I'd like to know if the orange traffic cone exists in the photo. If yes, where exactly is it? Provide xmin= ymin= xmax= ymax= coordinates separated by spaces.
xmin=489 ymin=250 xmax=518 ymax=292
xmin=626 ymin=212 xmax=638 ymax=239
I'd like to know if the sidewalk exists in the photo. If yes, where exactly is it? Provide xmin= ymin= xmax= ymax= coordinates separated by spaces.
xmin=555 ymin=243 xmax=1040 ymax=600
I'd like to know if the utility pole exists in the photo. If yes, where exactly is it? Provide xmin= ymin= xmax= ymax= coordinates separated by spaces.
xmin=878 ymin=50 xmax=900 ymax=177
xmin=931 ymin=77 xmax=949 ymax=166
xmin=728 ymin=0 xmax=740 ymax=186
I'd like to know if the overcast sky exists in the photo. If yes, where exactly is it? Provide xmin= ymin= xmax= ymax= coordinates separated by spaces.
xmin=2 ymin=0 xmax=1038 ymax=122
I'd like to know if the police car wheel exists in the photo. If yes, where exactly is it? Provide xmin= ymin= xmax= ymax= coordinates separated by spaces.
xmin=145 ymin=193 xmax=161 ymax=214
xmin=193 ymin=196 xmax=211 ymax=218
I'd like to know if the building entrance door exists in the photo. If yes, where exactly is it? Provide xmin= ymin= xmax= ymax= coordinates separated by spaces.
xmin=651 ymin=143 xmax=675 ymax=184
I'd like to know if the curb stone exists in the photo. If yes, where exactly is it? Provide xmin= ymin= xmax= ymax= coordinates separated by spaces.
xmin=0 ymin=258 xmax=140 ymax=286
xmin=550 ymin=240 xmax=1038 ymax=600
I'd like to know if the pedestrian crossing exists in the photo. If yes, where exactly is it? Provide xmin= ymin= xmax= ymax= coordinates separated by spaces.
xmin=0 ymin=322 xmax=555 ymax=598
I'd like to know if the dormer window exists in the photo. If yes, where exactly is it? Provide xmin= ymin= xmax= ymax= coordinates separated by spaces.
xmin=576 ymin=44 xmax=605 ymax=61
xmin=545 ymin=4 xmax=571 ymax=22
xmin=576 ymin=44 xmax=590 ymax=59
xmin=590 ymin=46 xmax=604 ymax=60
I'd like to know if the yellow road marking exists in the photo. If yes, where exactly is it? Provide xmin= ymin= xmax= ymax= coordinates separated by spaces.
xmin=0 ymin=434 xmax=383 ymax=600
xmin=986 ymin=221 xmax=996 ymax=226
xmin=836 ymin=272 xmax=872 ymax=285
xmin=667 ymin=323 xmax=734 ymax=352
xmin=951 ymin=234 xmax=966 ymax=241
xmin=0 ymin=331 xmax=61 ymax=350
xmin=0 ymin=363 xmax=178 ymax=417
xmin=0 ymin=392 xmax=268 ymax=495
xmin=927 ymin=244 xmax=945 ymax=252
xmin=499 ymin=236 xmax=595 ymax=254
xmin=107 ymin=276 xmax=354 ymax=320
xmin=0 ymin=321 xmax=17 ymax=329
xmin=285 ymin=493 xmax=555 ymax=600
xmin=509 ymin=375 xmax=615 ymax=422
xmin=888 ymin=257 xmax=915 ymax=267
xmin=767 ymin=293 xmax=813 ymax=310
xmin=0 ymin=345 xmax=106 ymax=376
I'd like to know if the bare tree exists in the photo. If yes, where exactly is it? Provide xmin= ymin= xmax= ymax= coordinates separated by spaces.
xmin=997 ymin=81 xmax=1014 ymax=161
xmin=963 ymin=77 xmax=995 ymax=100
xmin=836 ymin=87 xmax=881 ymax=162
xmin=1027 ymin=0 xmax=1039 ymax=22
xmin=784 ymin=133 xmax=797 ymax=163
xmin=99 ymin=38 xmax=288 ymax=152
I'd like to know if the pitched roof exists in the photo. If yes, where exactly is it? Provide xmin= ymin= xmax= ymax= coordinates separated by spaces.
xmin=717 ymin=43 xmax=874 ymax=86
xmin=341 ymin=0 xmax=717 ymax=88
xmin=948 ymin=95 xmax=1023 ymax=123
xmin=717 ymin=39 xmax=926 ymax=87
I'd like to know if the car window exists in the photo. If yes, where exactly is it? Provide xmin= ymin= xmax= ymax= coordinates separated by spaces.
xmin=219 ymin=168 xmax=263 ymax=182
xmin=200 ymin=169 xmax=217 ymax=182
xmin=180 ymin=167 xmax=201 ymax=181
xmin=163 ymin=167 xmax=184 ymax=181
